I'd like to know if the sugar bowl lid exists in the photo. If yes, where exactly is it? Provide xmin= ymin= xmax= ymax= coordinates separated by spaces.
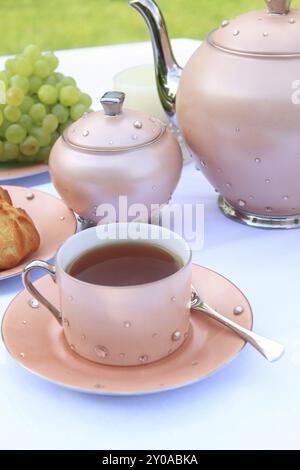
xmin=64 ymin=91 xmax=164 ymax=152
xmin=209 ymin=0 xmax=300 ymax=56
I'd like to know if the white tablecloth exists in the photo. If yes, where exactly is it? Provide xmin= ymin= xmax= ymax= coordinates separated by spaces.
xmin=0 ymin=39 xmax=299 ymax=451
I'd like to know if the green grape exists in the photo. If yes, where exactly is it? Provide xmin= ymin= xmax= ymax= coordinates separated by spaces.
xmin=5 ymin=124 xmax=27 ymax=144
xmin=19 ymin=114 xmax=33 ymax=132
xmin=43 ymin=52 xmax=59 ymax=71
xmin=79 ymin=92 xmax=92 ymax=108
xmin=4 ymin=105 xmax=21 ymax=123
xmin=59 ymin=119 xmax=72 ymax=133
xmin=29 ymin=75 xmax=43 ymax=94
xmin=42 ymin=114 xmax=58 ymax=133
xmin=50 ymin=131 xmax=59 ymax=146
xmin=0 ymin=110 xmax=3 ymax=126
xmin=38 ymin=84 xmax=58 ymax=105
xmin=45 ymin=75 xmax=57 ymax=86
xmin=29 ymin=103 xmax=47 ymax=123
xmin=53 ymin=72 xmax=63 ymax=82
xmin=20 ymin=136 xmax=40 ymax=156
xmin=33 ymin=60 xmax=51 ymax=79
xmin=23 ymin=44 xmax=41 ymax=61
xmin=15 ymin=57 xmax=33 ymax=77
xmin=0 ymin=71 xmax=9 ymax=87
xmin=10 ymin=75 xmax=29 ymax=93
xmin=6 ymin=87 xmax=24 ymax=106
xmin=70 ymin=103 xmax=86 ymax=121
xmin=59 ymin=86 xmax=80 ymax=106
xmin=5 ymin=58 xmax=17 ymax=76
xmin=52 ymin=103 xmax=69 ymax=123
xmin=0 ymin=119 xmax=10 ymax=138
xmin=30 ymin=127 xmax=51 ymax=146
xmin=56 ymin=76 xmax=77 ymax=91
xmin=37 ymin=145 xmax=51 ymax=162
xmin=20 ymin=95 xmax=34 ymax=113
xmin=3 ymin=142 xmax=19 ymax=160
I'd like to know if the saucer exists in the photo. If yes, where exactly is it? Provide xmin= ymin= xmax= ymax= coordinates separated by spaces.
xmin=0 ymin=186 xmax=77 ymax=281
xmin=1 ymin=264 xmax=253 ymax=395
xmin=0 ymin=162 xmax=48 ymax=182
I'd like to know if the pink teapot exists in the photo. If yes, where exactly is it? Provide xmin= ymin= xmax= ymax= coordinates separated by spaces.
xmin=130 ymin=0 xmax=300 ymax=228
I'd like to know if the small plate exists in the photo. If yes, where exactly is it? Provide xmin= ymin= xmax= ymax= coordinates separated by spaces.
xmin=0 ymin=185 xmax=77 ymax=280
xmin=0 ymin=162 xmax=48 ymax=182
xmin=1 ymin=265 xmax=253 ymax=395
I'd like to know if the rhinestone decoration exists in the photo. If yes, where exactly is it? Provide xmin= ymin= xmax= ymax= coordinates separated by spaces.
xmin=19 ymin=352 xmax=25 ymax=358
xmin=132 ymin=134 xmax=138 ymax=140
xmin=82 ymin=130 xmax=89 ymax=137
xmin=263 ymin=31 xmax=269 ymax=37
xmin=81 ymin=334 xmax=86 ymax=340
xmin=22 ymin=320 xmax=27 ymax=325
xmin=124 ymin=321 xmax=131 ymax=328
xmin=233 ymin=29 xmax=240 ymax=36
xmin=60 ymin=216 xmax=65 ymax=221
xmin=70 ymin=344 xmax=76 ymax=351
xmin=226 ymin=182 xmax=232 ymax=188
xmin=289 ymin=18 xmax=296 ymax=24
xmin=192 ymin=360 xmax=198 ymax=366
xmin=255 ymin=157 xmax=262 ymax=164
xmin=26 ymin=192 xmax=34 ymax=200
xmin=171 ymin=296 xmax=176 ymax=302
xmin=238 ymin=200 xmax=246 ymax=207
xmin=233 ymin=305 xmax=244 ymax=315
xmin=95 ymin=346 xmax=108 ymax=358
xmin=139 ymin=354 xmax=149 ymax=363
xmin=265 ymin=179 xmax=271 ymax=184
xmin=265 ymin=207 xmax=273 ymax=212
xmin=221 ymin=20 xmax=229 ymax=27
xmin=133 ymin=120 xmax=143 ymax=129
xmin=95 ymin=384 xmax=104 ymax=389
xmin=283 ymin=195 xmax=289 ymax=201
xmin=28 ymin=298 xmax=39 ymax=309
xmin=172 ymin=330 xmax=182 ymax=342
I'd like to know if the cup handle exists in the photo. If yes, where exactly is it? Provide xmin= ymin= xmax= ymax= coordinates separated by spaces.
xmin=22 ymin=260 xmax=63 ymax=326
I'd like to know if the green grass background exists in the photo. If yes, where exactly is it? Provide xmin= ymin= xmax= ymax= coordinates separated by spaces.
xmin=1 ymin=0 xmax=300 ymax=55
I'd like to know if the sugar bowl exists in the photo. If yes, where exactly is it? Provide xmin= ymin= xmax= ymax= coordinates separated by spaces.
xmin=49 ymin=91 xmax=182 ymax=224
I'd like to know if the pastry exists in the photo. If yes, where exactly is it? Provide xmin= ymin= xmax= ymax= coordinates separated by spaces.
xmin=0 ymin=187 xmax=12 ymax=205
xmin=0 ymin=192 xmax=40 ymax=270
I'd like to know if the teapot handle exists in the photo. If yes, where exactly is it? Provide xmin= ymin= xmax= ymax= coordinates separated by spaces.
xmin=265 ymin=0 xmax=292 ymax=14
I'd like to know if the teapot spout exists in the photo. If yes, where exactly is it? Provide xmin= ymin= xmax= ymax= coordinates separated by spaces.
xmin=129 ymin=0 xmax=182 ymax=120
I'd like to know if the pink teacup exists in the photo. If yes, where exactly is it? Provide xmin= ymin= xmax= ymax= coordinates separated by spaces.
xmin=23 ymin=222 xmax=192 ymax=366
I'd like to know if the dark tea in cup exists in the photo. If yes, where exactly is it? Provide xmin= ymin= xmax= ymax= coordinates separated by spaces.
xmin=67 ymin=242 xmax=184 ymax=287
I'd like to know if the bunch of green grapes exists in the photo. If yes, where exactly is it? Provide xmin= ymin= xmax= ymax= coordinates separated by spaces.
xmin=0 ymin=44 xmax=92 ymax=163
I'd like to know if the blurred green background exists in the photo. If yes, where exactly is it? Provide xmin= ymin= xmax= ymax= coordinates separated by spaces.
xmin=1 ymin=0 xmax=300 ymax=55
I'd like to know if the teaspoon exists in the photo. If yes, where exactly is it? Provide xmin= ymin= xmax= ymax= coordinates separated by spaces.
xmin=191 ymin=285 xmax=285 ymax=362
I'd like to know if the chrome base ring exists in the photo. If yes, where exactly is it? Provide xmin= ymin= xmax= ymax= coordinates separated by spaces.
xmin=218 ymin=196 xmax=300 ymax=229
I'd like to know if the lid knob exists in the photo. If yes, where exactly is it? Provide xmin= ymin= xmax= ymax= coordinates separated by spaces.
xmin=265 ymin=0 xmax=292 ymax=14
xmin=100 ymin=91 xmax=125 ymax=116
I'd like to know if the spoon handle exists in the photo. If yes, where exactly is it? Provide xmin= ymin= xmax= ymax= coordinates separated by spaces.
xmin=192 ymin=302 xmax=284 ymax=362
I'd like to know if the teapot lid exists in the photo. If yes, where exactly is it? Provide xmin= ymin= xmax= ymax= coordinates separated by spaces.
xmin=64 ymin=91 xmax=164 ymax=152
xmin=210 ymin=0 xmax=300 ymax=56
